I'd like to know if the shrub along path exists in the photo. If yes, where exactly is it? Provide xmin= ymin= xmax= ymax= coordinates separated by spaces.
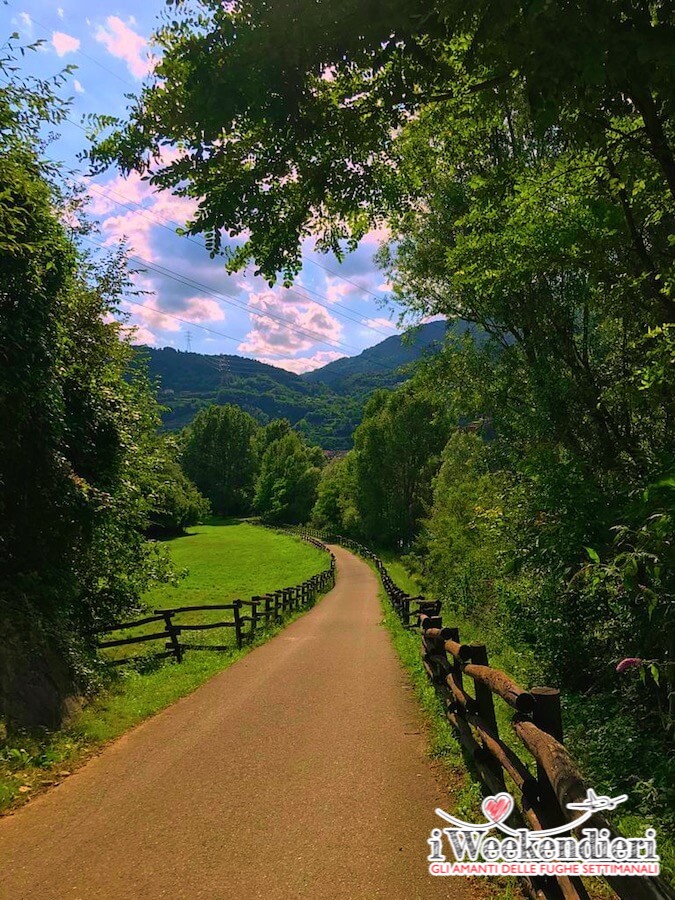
xmin=0 ymin=546 xmax=477 ymax=899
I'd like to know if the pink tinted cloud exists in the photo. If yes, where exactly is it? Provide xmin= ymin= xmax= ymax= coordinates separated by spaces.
xmin=238 ymin=288 xmax=342 ymax=358
xmin=89 ymin=172 xmax=197 ymax=262
xmin=361 ymin=224 xmax=392 ymax=246
xmin=95 ymin=16 xmax=153 ymax=79
xmin=255 ymin=350 xmax=344 ymax=374
xmin=323 ymin=271 xmax=391 ymax=305
xmin=126 ymin=296 xmax=224 ymax=333
xmin=52 ymin=31 xmax=80 ymax=56
xmin=124 ymin=323 xmax=157 ymax=345
xmin=324 ymin=279 xmax=355 ymax=304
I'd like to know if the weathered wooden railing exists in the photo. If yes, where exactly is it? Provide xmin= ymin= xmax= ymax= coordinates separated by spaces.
xmin=93 ymin=535 xmax=335 ymax=667
xmin=295 ymin=527 xmax=673 ymax=900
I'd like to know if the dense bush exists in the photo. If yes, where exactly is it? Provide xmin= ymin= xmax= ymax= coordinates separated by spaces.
xmin=255 ymin=431 xmax=322 ymax=524
xmin=141 ymin=440 xmax=210 ymax=536
xmin=0 ymin=59 xmax=178 ymax=727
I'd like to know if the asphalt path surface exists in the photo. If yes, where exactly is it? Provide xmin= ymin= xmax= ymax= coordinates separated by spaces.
xmin=0 ymin=545 xmax=477 ymax=899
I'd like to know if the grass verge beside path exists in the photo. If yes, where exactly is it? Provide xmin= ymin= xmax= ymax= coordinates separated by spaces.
xmin=373 ymin=572 xmax=521 ymax=900
xmin=378 ymin=551 xmax=674 ymax=891
xmin=0 ymin=521 xmax=328 ymax=813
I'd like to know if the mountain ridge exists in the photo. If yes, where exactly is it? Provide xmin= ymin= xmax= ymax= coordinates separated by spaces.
xmin=138 ymin=320 xmax=454 ymax=448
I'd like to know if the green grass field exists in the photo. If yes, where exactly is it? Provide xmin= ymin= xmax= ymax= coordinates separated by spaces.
xmin=103 ymin=520 xmax=329 ymax=659
xmin=0 ymin=521 xmax=328 ymax=812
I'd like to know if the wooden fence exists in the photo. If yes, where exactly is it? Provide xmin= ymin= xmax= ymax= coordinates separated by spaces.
xmin=94 ymin=537 xmax=335 ymax=667
xmin=295 ymin=527 xmax=673 ymax=900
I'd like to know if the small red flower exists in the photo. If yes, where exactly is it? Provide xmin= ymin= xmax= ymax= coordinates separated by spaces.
xmin=616 ymin=657 xmax=642 ymax=673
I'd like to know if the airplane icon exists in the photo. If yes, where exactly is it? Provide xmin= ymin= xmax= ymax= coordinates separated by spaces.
xmin=567 ymin=788 xmax=628 ymax=813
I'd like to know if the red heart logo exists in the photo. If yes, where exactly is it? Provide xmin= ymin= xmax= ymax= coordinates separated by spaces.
xmin=482 ymin=793 xmax=514 ymax=823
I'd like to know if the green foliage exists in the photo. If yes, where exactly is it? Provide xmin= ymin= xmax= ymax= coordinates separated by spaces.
xmin=311 ymin=455 xmax=360 ymax=534
xmin=180 ymin=404 xmax=260 ymax=515
xmin=0 ymin=75 xmax=169 ymax=635
xmin=254 ymin=432 xmax=321 ymax=524
xmin=91 ymin=0 xmax=675 ymax=288
xmin=0 ymin=51 xmax=188 ymax=726
xmin=140 ymin=438 xmax=210 ymax=536
xmin=351 ymin=386 xmax=452 ymax=548
xmin=421 ymin=431 xmax=508 ymax=611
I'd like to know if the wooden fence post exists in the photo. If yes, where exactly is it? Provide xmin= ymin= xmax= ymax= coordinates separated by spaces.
xmin=531 ymin=687 xmax=564 ymax=824
xmin=233 ymin=599 xmax=243 ymax=649
xmin=160 ymin=611 xmax=183 ymax=663
xmin=250 ymin=599 xmax=259 ymax=643
xmin=467 ymin=644 xmax=505 ymax=791
xmin=446 ymin=627 xmax=463 ymax=691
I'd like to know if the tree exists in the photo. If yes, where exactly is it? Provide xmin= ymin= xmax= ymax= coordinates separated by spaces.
xmin=91 ymin=0 xmax=675 ymax=290
xmin=352 ymin=386 xmax=452 ymax=548
xmin=311 ymin=454 xmax=360 ymax=535
xmin=181 ymin=404 xmax=259 ymax=515
xmin=254 ymin=432 xmax=320 ymax=524
xmin=0 ymin=50 xmax=176 ymax=727
xmin=141 ymin=438 xmax=210 ymax=536
xmin=253 ymin=417 xmax=292 ymax=457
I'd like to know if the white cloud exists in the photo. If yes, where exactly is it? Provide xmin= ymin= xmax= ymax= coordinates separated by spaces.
xmin=237 ymin=287 xmax=343 ymax=359
xmin=361 ymin=224 xmax=392 ymax=246
xmin=13 ymin=12 xmax=33 ymax=34
xmin=73 ymin=79 xmax=84 ymax=94
xmin=57 ymin=8 xmax=64 ymax=19
xmin=89 ymin=171 xmax=197 ymax=262
xmin=95 ymin=16 xmax=153 ymax=79
xmin=125 ymin=296 xmax=225 ymax=333
xmin=124 ymin=323 xmax=157 ymax=345
xmin=52 ymin=31 xmax=80 ymax=56
xmin=255 ymin=350 xmax=344 ymax=374
xmin=363 ymin=317 xmax=398 ymax=331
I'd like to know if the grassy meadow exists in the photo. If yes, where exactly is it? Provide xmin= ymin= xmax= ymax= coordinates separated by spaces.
xmin=0 ymin=521 xmax=328 ymax=812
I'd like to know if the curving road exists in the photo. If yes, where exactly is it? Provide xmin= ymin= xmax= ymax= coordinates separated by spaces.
xmin=0 ymin=546 xmax=477 ymax=899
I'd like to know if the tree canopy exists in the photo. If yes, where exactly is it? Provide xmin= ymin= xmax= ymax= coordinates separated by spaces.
xmin=92 ymin=0 xmax=675 ymax=288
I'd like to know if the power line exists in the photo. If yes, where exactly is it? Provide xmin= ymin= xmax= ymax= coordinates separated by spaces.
xmin=2 ymin=51 xmax=410 ymax=370
xmin=301 ymin=252 xmax=391 ymax=303
xmin=9 ymin=6 xmax=142 ymax=88
xmin=117 ymin=295 xmax=417 ymax=382
xmin=78 ymin=234 xmax=398 ymax=365
xmin=6 ymin=11 xmax=395 ymax=312
xmin=84 ymin=181 xmax=396 ymax=339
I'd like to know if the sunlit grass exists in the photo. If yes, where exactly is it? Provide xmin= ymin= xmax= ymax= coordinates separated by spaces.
xmin=0 ymin=522 xmax=328 ymax=812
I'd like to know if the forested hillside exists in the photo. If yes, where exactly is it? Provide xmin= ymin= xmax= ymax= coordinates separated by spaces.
xmin=140 ymin=320 xmax=449 ymax=447
xmin=301 ymin=318 xmax=450 ymax=390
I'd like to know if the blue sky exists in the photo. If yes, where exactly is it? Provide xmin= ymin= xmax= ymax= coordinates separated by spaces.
xmin=3 ymin=0 xmax=405 ymax=372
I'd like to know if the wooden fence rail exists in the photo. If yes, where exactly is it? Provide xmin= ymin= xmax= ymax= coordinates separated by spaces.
xmin=92 ymin=536 xmax=336 ymax=666
xmin=294 ymin=527 xmax=673 ymax=900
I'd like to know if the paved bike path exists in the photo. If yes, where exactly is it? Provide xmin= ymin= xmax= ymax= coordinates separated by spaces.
xmin=0 ymin=546 xmax=476 ymax=899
